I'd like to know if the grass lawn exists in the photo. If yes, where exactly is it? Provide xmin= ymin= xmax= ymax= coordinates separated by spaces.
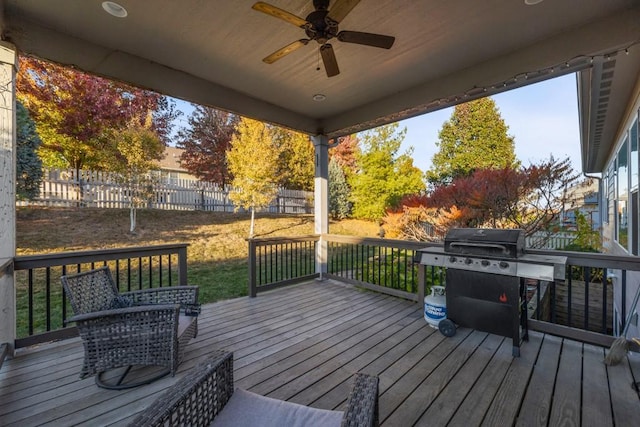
xmin=16 ymin=207 xmax=379 ymax=304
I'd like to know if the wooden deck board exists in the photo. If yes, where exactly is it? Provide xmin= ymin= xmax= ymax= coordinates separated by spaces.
xmin=1 ymin=279 xmax=638 ymax=426
xmin=516 ymin=334 xmax=561 ymax=427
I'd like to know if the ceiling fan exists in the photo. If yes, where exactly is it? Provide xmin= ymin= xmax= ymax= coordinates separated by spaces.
xmin=252 ymin=0 xmax=395 ymax=77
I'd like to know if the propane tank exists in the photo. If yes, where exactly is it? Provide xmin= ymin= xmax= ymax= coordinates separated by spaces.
xmin=424 ymin=286 xmax=446 ymax=329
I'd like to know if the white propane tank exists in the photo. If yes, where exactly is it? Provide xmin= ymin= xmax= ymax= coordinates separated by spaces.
xmin=424 ymin=286 xmax=446 ymax=329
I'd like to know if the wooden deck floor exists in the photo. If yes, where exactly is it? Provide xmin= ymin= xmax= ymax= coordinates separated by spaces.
xmin=1 ymin=279 xmax=640 ymax=426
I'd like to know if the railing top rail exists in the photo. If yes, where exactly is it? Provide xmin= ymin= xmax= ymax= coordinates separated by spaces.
xmin=324 ymin=234 xmax=441 ymax=251
xmin=0 ymin=257 xmax=12 ymax=278
xmin=14 ymin=243 xmax=189 ymax=270
xmin=248 ymin=235 xmax=319 ymax=245
xmin=528 ymin=248 xmax=640 ymax=271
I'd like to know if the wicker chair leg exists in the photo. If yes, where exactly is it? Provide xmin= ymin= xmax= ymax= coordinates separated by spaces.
xmin=95 ymin=366 xmax=171 ymax=390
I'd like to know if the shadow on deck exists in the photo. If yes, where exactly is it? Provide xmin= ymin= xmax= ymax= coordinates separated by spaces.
xmin=1 ymin=279 xmax=639 ymax=426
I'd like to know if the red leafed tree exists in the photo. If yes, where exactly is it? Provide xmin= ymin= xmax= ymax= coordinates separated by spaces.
xmin=329 ymin=134 xmax=359 ymax=174
xmin=427 ymin=156 xmax=578 ymax=235
xmin=177 ymin=105 xmax=238 ymax=186
xmin=17 ymin=56 xmax=178 ymax=171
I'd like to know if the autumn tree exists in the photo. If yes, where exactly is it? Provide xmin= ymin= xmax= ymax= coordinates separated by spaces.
xmin=177 ymin=105 xmax=238 ymax=186
xmin=427 ymin=97 xmax=517 ymax=186
xmin=329 ymin=134 xmax=359 ymax=176
xmin=227 ymin=118 xmax=282 ymax=237
xmin=350 ymin=123 xmax=424 ymax=220
xmin=17 ymin=56 xmax=178 ymax=171
xmin=272 ymin=127 xmax=315 ymax=191
xmin=426 ymin=156 xmax=579 ymax=235
xmin=101 ymin=116 xmax=165 ymax=233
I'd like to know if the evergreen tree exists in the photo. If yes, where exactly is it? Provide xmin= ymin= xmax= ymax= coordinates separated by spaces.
xmin=16 ymin=101 xmax=43 ymax=200
xmin=329 ymin=157 xmax=352 ymax=219
xmin=350 ymin=123 xmax=424 ymax=220
xmin=227 ymin=118 xmax=282 ymax=237
xmin=427 ymin=97 xmax=517 ymax=186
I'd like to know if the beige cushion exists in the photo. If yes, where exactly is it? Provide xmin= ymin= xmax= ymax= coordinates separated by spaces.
xmin=210 ymin=388 xmax=343 ymax=427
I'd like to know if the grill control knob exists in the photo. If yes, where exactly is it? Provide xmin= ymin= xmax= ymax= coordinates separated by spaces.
xmin=481 ymin=260 xmax=490 ymax=267
xmin=499 ymin=261 xmax=509 ymax=269
xmin=465 ymin=257 xmax=473 ymax=265
xmin=449 ymin=256 xmax=457 ymax=263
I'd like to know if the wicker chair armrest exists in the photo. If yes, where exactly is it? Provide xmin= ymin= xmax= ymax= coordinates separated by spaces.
xmin=129 ymin=350 xmax=234 ymax=427
xmin=122 ymin=286 xmax=200 ymax=315
xmin=66 ymin=304 xmax=180 ymax=328
xmin=341 ymin=373 xmax=379 ymax=427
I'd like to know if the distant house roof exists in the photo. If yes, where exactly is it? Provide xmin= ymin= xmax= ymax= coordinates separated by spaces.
xmin=159 ymin=146 xmax=185 ymax=172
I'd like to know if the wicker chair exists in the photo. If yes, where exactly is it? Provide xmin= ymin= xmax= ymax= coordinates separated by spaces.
xmin=61 ymin=266 xmax=199 ymax=389
xmin=130 ymin=350 xmax=379 ymax=427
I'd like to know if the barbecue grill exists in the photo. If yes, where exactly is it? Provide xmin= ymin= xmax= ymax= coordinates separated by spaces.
xmin=417 ymin=228 xmax=567 ymax=357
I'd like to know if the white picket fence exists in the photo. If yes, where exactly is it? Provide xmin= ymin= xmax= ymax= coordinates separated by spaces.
xmin=19 ymin=169 xmax=313 ymax=214
xmin=525 ymin=231 xmax=577 ymax=250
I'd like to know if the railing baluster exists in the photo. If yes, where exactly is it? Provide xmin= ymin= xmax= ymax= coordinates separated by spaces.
xmin=28 ymin=269 xmax=34 ymax=336
xmin=138 ymin=257 xmax=143 ymax=290
xmin=621 ymin=273 xmax=627 ymax=333
xmin=602 ymin=268 xmax=608 ymax=334
xmin=127 ymin=258 xmax=132 ymax=291
xmin=550 ymin=279 xmax=556 ymax=324
xmin=148 ymin=255 xmax=153 ymax=288
xmin=568 ymin=266 xmax=572 ymax=327
xmin=45 ymin=267 xmax=51 ymax=331
xmin=584 ymin=267 xmax=591 ymax=331
xmin=159 ymin=255 xmax=163 ymax=288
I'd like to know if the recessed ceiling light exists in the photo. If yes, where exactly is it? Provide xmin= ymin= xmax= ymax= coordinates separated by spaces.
xmin=102 ymin=1 xmax=128 ymax=18
xmin=524 ymin=0 xmax=544 ymax=5
xmin=312 ymin=94 xmax=326 ymax=102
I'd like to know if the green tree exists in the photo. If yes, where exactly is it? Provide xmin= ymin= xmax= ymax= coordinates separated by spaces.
xmin=329 ymin=157 xmax=352 ymax=219
xmin=16 ymin=101 xmax=43 ymax=200
xmin=427 ymin=97 xmax=517 ymax=186
xmin=101 ymin=115 xmax=165 ymax=233
xmin=227 ymin=118 xmax=282 ymax=237
xmin=350 ymin=123 xmax=424 ymax=220
xmin=272 ymin=127 xmax=315 ymax=191
xmin=564 ymin=211 xmax=601 ymax=252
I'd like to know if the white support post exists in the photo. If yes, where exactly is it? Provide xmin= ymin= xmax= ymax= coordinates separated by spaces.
xmin=0 ymin=42 xmax=18 ymax=357
xmin=312 ymin=134 xmax=329 ymax=279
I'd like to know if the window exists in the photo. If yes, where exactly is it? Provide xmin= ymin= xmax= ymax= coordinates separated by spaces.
xmin=617 ymin=138 xmax=629 ymax=248
xmin=631 ymin=117 xmax=638 ymax=190
xmin=606 ymin=161 xmax=615 ymax=224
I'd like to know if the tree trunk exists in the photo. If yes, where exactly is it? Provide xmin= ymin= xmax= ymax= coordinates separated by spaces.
xmin=130 ymin=204 xmax=137 ymax=233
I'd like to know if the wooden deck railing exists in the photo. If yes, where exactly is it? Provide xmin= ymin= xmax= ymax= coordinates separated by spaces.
xmin=13 ymin=244 xmax=188 ymax=348
xmin=248 ymin=235 xmax=640 ymax=344
xmin=248 ymin=236 xmax=319 ymax=296
xmin=248 ymin=234 xmax=444 ymax=301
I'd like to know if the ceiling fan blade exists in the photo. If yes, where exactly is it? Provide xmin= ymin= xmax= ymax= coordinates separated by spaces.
xmin=326 ymin=0 xmax=361 ymax=23
xmin=337 ymin=31 xmax=395 ymax=49
xmin=263 ymin=39 xmax=310 ymax=64
xmin=252 ymin=2 xmax=309 ymax=28
xmin=320 ymin=44 xmax=340 ymax=77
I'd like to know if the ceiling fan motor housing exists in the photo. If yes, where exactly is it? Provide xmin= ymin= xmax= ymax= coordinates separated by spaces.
xmin=305 ymin=10 xmax=338 ymax=44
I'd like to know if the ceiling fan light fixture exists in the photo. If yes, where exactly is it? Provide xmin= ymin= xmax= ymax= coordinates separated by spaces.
xmin=102 ymin=1 xmax=128 ymax=18
xmin=312 ymin=93 xmax=327 ymax=101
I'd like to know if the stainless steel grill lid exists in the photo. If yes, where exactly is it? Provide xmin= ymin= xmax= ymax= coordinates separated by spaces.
xmin=444 ymin=228 xmax=525 ymax=259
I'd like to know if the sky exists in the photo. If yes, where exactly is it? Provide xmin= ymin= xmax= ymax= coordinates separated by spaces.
xmin=399 ymin=73 xmax=582 ymax=172
xmin=172 ymin=72 xmax=582 ymax=174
